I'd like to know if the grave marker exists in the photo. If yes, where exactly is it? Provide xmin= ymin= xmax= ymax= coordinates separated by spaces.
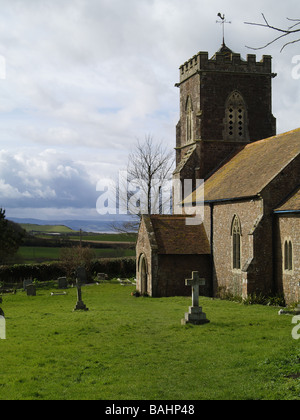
xmin=73 ymin=267 xmax=88 ymax=311
xmin=0 ymin=313 xmax=5 ymax=339
xmin=58 ymin=277 xmax=68 ymax=289
xmin=23 ymin=279 xmax=33 ymax=291
xmin=26 ymin=284 xmax=36 ymax=296
xmin=181 ymin=271 xmax=209 ymax=325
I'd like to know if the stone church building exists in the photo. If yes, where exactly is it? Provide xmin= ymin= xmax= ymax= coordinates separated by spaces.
xmin=136 ymin=44 xmax=300 ymax=305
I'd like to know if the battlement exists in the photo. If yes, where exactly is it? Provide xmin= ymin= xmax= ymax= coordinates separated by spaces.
xmin=178 ymin=50 xmax=275 ymax=84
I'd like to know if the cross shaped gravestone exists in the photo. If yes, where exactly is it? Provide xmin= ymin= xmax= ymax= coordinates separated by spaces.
xmin=185 ymin=271 xmax=205 ymax=307
xmin=181 ymin=271 xmax=209 ymax=325
xmin=73 ymin=267 xmax=89 ymax=311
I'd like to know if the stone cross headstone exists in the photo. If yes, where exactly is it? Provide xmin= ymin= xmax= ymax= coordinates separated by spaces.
xmin=73 ymin=267 xmax=88 ymax=311
xmin=181 ymin=271 xmax=209 ymax=325
xmin=26 ymin=284 xmax=36 ymax=296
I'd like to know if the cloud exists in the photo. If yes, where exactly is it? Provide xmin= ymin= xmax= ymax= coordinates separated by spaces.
xmin=0 ymin=0 xmax=298 ymax=219
xmin=0 ymin=149 xmax=99 ymax=211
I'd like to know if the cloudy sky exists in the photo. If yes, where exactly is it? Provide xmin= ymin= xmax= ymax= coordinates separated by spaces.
xmin=0 ymin=0 xmax=299 ymax=221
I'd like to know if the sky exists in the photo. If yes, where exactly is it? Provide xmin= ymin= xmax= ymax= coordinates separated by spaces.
xmin=0 ymin=0 xmax=299 ymax=221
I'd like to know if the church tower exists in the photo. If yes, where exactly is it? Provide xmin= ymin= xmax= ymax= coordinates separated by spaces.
xmin=174 ymin=44 xmax=276 ymax=186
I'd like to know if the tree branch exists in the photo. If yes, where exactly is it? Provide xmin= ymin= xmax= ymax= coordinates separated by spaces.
xmin=245 ymin=14 xmax=300 ymax=51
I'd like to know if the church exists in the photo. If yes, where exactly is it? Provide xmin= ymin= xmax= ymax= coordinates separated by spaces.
xmin=136 ymin=43 xmax=300 ymax=306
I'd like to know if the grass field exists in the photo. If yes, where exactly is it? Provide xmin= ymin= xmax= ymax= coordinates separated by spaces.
xmin=16 ymin=246 xmax=135 ymax=263
xmin=20 ymin=224 xmax=75 ymax=233
xmin=0 ymin=284 xmax=299 ymax=400
xmin=20 ymin=223 xmax=137 ymax=243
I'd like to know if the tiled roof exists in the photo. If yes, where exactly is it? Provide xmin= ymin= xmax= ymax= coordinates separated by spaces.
xmin=275 ymin=185 xmax=300 ymax=212
xmin=173 ymin=144 xmax=196 ymax=174
xmin=184 ymin=128 xmax=300 ymax=204
xmin=150 ymin=215 xmax=210 ymax=255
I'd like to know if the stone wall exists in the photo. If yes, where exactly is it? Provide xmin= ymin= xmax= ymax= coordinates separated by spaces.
xmin=154 ymin=254 xmax=211 ymax=297
xmin=210 ymin=199 xmax=265 ymax=298
xmin=276 ymin=214 xmax=300 ymax=305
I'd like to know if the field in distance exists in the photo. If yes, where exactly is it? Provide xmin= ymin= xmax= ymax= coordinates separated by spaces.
xmin=20 ymin=223 xmax=75 ymax=234
xmin=20 ymin=223 xmax=137 ymax=243
xmin=16 ymin=223 xmax=136 ymax=263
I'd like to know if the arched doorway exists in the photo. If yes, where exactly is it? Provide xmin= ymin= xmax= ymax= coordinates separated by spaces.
xmin=139 ymin=254 xmax=148 ymax=295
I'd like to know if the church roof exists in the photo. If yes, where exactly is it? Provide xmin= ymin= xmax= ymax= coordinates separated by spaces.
xmin=275 ymin=185 xmax=300 ymax=212
xmin=210 ymin=43 xmax=236 ymax=60
xmin=184 ymin=128 xmax=300 ymax=204
xmin=149 ymin=215 xmax=210 ymax=255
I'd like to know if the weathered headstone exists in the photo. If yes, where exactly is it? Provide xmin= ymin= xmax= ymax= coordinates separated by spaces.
xmin=73 ymin=267 xmax=88 ymax=311
xmin=181 ymin=271 xmax=209 ymax=325
xmin=26 ymin=284 xmax=36 ymax=296
xmin=23 ymin=278 xmax=33 ymax=291
xmin=58 ymin=277 xmax=68 ymax=289
xmin=97 ymin=273 xmax=108 ymax=281
xmin=51 ymin=292 xmax=67 ymax=296
xmin=77 ymin=266 xmax=87 ymax=284
xmin=0 ymin=313 xmax=5 ymax=339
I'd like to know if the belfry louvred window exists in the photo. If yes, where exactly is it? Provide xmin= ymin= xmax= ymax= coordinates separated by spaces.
xmin=225 ymin=91 xmax=248 ymax=141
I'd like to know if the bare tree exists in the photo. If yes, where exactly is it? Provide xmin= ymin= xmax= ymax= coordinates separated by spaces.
xmin=113 ymin=135 xmax=174 ymax=233
xmin=245 ymin=14 xmax=300 ymax=52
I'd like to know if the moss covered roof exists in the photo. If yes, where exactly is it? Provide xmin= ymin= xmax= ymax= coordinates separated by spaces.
xmin=184 ymin=128 xmax=300 ymax=204
xmin=149 ymin=215 xmax=210 ymax=255
xmin=275 ymin=185 xmax=300 ymax=212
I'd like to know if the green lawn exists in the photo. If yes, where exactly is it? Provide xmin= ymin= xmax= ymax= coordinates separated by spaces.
xmin=0 ymin=284 xmax=299 ymax=400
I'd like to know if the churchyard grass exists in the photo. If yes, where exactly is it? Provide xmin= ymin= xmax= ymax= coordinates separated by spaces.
xmin=0 ymin=284 xmax=299 ymax=400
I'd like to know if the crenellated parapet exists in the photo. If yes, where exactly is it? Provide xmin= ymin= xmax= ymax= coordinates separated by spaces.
xmin=178 ymin=50 xmax=276 ymax=85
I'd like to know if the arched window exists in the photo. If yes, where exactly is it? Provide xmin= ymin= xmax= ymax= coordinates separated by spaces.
xmin=231 ymin=215 xmax=241 ymax=270
xmin=186 ymin=96 xmax=193 ymax=143
xmin=224 ymin=91 xmax=249 ymax=142
xmin=284 ymin=240 xmax=293 ymax=271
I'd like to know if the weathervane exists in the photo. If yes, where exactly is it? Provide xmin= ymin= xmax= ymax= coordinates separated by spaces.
xmin=216 ymin=13 xmax=231 ymax=46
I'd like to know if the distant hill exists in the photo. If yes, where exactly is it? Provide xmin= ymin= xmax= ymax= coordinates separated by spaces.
xmin=8 ymin=217 xmax=137 ymax=233
xmin=19 ymin=223 xmax=75 ymax=234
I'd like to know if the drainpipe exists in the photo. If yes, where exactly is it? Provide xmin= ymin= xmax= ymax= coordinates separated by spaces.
xmin=271 ymin=212 xmax=277 ymax=296
xmin=210 ymin=202 xmax=214 ymax=297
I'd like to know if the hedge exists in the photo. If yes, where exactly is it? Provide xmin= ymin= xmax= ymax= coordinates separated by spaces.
xmin=0 ymin=257 xmax=136 ymax=285
xmin=91 ymin=257 xmax=136 ymax=279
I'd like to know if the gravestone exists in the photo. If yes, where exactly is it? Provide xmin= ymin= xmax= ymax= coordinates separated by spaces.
xmin=181 ymin=271 xmax=209 ymax=325
xmin=26 ymin=284 xmax=36 ymax=296
xmin=0 ymin=314 xmax=5 ymax=339
xmin=58 ymin=277 xmax=68 ymax=289
xmin=77 ymin=266 xmax=87 ymax=284
xmin=23 ymin=279 xmax=33 ymax=291
xmin=97 ymin=273 xmax=108 ymax=281
xmin=73 ymin=267 xmax=88 ymax=311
